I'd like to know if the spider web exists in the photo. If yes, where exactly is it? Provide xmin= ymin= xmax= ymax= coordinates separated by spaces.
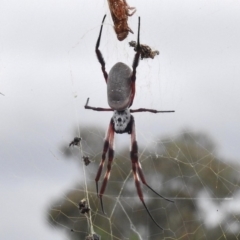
xmin=47 ymin=126 xmax=240 ymax=240
xmin=1 ymin=1 xmax=240 ymax=240
xmin=46 ymin=1 xmax=240 ymax=237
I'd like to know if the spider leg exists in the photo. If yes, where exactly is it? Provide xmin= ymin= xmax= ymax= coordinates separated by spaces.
xmin=130 ymin=108 xmax=175 ymax=113
xmin=131 ymin=16 xmax=141 ymax=80
xmin=84 ymin=98 xmax=113 ymax=112
xmin=95 ymin=120 xmax=115 ymax=214
xmin=129 ymin=117 xmax=164 ymax=230
xmin=99 ymin=122 xmax=115 ymax=214
xmin=131 ymin=119 xmax=174 ymax=203
xmin=96 ymin=15 xmax=108 ymax=82
xmin=136 ymin=161 xmax=174 ymax=203
xmin=129 ymin=16 xmax=141 ymax=108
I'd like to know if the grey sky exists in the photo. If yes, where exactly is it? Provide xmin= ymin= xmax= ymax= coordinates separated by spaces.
xmin=1 ymin=0 xmax=240 ymax=239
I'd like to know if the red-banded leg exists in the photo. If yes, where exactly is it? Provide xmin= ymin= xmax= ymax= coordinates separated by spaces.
xmin=95 ymin=119 xmax=115 ymax=214
xmin=84 ymin=98 xmax=113 ymax=112
xmin=129 ymin=16 xmax=141 ymax=108
xmin=96 ymin=15 xmax=108 ymax=82
xmin=130 ymin=108 xmax=175 ymax=114
xmin=99 ymin=122 xmax=115 ymax=214
xmin=130 ymin=117 xmax=173 ymax=230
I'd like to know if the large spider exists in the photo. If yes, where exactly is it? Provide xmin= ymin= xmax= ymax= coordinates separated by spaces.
xmin=85 ymin=15 xmax=174 ymax=229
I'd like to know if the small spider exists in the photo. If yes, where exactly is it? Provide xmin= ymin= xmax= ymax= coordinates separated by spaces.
xmin=107 ymin=0 xmax=136 ymax=41
xmin=83 ymin=156 xmax=91 ymax=166
xmin=69 ymin=137 xmax=82 ymax=147
xmin=85 ymin=15 xmax=174 ymax=229
xmin=129 ymin=41 xmax=160 ymax=60
xmin=79 ymin=198 xmax=90 ymax=215
xmin=85 ymin=234 xmax=100 ymax=240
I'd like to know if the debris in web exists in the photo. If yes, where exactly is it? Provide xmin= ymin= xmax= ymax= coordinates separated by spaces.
xmin=85 ymin=233 xmax=101 ymax=240
xmin=69 ymin=137 xmax=82 ymax=147
xmin=79 ymin=198 xmax=91 ymax=215
xmin=129 ymin=40 xmax=159 ymax=59
xmin=107 ymin=0 xmax=136 ymax=41
xmin=83 ymin=156 xmax=91 ymax=166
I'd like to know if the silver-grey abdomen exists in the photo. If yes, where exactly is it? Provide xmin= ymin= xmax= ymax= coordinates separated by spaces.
xmin=107 ymin=62 xmax=132 ymax=111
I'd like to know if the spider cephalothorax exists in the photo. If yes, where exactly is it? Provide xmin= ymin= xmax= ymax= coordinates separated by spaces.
xmin=112 ymin=109 xmax=132 ymax=133
xmin=84 ymin=15 xmax=175 ymax=230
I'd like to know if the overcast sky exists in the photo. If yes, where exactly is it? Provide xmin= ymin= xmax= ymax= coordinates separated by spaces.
xmin=1 ymin=0 xmax=240 ymax=239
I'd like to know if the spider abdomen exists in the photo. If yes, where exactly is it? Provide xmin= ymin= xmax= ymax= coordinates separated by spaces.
xmin=107 ymin=62 xmax=132 ymax=111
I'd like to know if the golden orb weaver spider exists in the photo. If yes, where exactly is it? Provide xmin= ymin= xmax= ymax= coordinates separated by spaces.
xmin=85 ymin=15 xmax=174 ymax=229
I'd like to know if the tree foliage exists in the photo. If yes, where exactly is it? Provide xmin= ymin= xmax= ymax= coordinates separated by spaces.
xmin=47 ymin=127 xmax=240 ymax=239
